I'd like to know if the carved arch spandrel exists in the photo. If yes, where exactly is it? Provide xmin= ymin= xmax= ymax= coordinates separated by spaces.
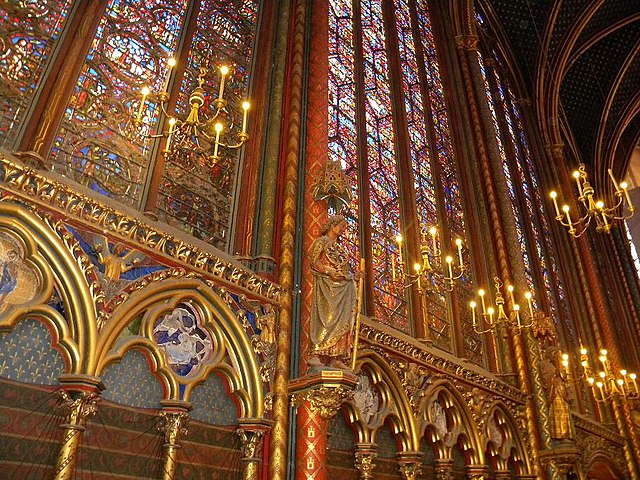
xmin=346 ymin=350 xmax=420 ymax=452
xmin=481 ymin=402 xmax=531 ymax=475
xmin=419 ymin=380 xmax=482 ymax=464
xmin=0 ymin=200 xmax=97 ymax=373
xmin=95 ymin=277 xmax=266 ymax=419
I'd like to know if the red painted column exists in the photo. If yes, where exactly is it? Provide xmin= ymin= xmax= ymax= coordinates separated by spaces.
xmin=290 ymin=371 xmax=358 ymax=480
xmin=295 ymin=400 xmax=329 ymax=480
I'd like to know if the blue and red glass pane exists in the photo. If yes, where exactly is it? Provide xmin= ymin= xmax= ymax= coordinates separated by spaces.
xmin=361 ymin=0 xmax=407 ymax=331
xmin=395 ymin=0 xmax=437 ymax=233
xmin=416 ymin=0 xmax=478 ymax=358
xmin=329 ymin=0 xmax=359 ymax=266
xmin=50 ymin=0 xmax=188 ymax=205
xmin=0 ymin=0 xmax=73 ymax=147
xmin=507 ymin=83 xmax=573 ymax=334
xmin=156 ymin=0 xmax=258 ymax=249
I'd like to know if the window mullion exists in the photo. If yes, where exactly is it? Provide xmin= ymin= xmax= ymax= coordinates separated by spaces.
xmin=351 ymin=0 xmax=375 ymax=316
xmin=141 ymin=0 xmax=202 ymax=212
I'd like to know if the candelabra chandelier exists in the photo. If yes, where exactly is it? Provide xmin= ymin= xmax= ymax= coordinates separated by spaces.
xmin=549 ymin=165 xmax=634 ymax=237
xmin=577 ymin=346 xmax=639 ymax=403
xmin=392 ymin=226 xmax=466 ymax=294
xmin=133 ymin=60 xmax=250 ymax=167
xmin=469 ymin=277 xmax=536 ymax=334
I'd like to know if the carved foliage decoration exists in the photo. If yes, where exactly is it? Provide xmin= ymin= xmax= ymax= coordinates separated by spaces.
xmin=0 ymin=153 xmax=283 ymax=304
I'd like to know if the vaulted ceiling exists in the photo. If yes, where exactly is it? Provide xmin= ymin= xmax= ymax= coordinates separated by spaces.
xmin=476 ymin=0 xmax=640 ymax=191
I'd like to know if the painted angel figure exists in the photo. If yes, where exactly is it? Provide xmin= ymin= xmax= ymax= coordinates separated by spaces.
xmin=93 ymin=237 xmax=143 ymax=282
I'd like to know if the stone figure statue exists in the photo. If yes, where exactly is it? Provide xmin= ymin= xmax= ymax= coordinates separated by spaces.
xmin=308 ymin=215 xmax=358 ymax=370
xmin=540 ymin=346 xmax=573 ymax=440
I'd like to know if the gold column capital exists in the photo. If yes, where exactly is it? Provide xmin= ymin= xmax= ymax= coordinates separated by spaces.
xmin=158 ymin=399 xmax=192 ymax=480
xmin=466 ymin=464 xmax=489 ymax=480
xmin=290 ymin=370 xmax=358 ymax=419
xmin=397 ymin=452 xmax=422 ymax=480
xmin=435 ymin=458 xmax=455 ymax=480
xmin=236 ymin=420 xmax=271 ymax=480
xmin=545 ymin=143 xmax=565 ymax=161
xmin=454 ymin=34 xmax=479 ymax=51
xmin=53 ymin=375 xmax=104 ymax=480
xmin=354 ymin=443 xmax=378 ymax=479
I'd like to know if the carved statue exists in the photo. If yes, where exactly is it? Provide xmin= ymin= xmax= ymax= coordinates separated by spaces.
xmin=308 ymin=215 xmax=358 ymax=370
xmin=540 ymin=345 xmax=573 ymax=440
xmin=258 ymin=304 xmax=276 ymax=345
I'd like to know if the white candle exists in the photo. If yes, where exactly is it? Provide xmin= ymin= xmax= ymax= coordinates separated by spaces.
xmin=395 ymin=234 xmax=404 ymax=267
xmin=429 ymin=226 xmax=437 ymax=256
xmin=573 ymin=170 xmax=583 ymax=196
xmin=162 ymin=57 xmax=177 ymax=93
xmin=562 ymin=205 xmax=573 ymax=229
xmin=218 ymin=65 xmax=229 ymax=100
xmin=470 ymin=301 xmax=477 ymax=327
xmin=550 ymin=191 xmax=561 ymax=217
xmin=241 ymin=101 xmax=250 ymax=134
xmin=165 ymin=117 xmax=176 ymax=151
xmin=213 ymin=122 xmax=223 ymax=158
xmin=456 ymin=238 xmax=463 ymax=266
xmin=445 ymin=256 xmax=453 ymax=279
xmin=524 ymin=291 xmax=534 ymax=318
xmin=478 ymin=289 xmax=486 ymax=314
xmin=620 ymin=182 xmax=633 ymax=208
xmin=608 ymin=168 xmax=620 ymax=191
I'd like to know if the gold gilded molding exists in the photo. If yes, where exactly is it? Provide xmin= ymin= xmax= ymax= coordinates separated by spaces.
xmin=362 ymin=321 xmax=525 ymax=403
xmin=0 ymin=153 xmax=282 ymax=304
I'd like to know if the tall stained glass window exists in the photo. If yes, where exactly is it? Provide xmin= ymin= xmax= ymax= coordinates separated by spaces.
xmin=155 ymin=0 xmax=258 ymax=248
xmin=0 ymin=0 xmax=73 ymax=147
xmin=43 ymin=0 xmax=259 ymax=250
xmin=329 ymin=0 xmax=477 ymax=359
xmin=49 ymin=0 xmax=189 ymax=204
xmin=478 ymin=45 xmax=573 ymax=337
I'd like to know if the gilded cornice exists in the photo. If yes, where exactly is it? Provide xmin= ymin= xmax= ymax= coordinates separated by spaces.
xmin=359 ymin=321 xmax=525 ymax=404
xmin=0 ymin=152 xmax=282 ymax=304
xmin=572 ymin=413 xmax=624 ymax=445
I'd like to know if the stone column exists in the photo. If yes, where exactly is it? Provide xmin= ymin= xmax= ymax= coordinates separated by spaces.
xmin=397 ymin=451 xmax=422 ymax=480
xmin=290 ymin=370 xmax=357 ymax=480
xmin=434 ymin=458 xmax=454 ymax=480
xmin=237 ymin=420 xmax=272 ymax=480
xmin=52 ymin=374 xmax=103 ymax=480
xmin=354 ymin=443 xmax=377 ymax=479
xmin=466 ymin=464 xmax=489 ymax=480
xmin=495 ymin=471 xmax=512 ymax=480
xmin=158 ymin=399 xmax=191 ymax=480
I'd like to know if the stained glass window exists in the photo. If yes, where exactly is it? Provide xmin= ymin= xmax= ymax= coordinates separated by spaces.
xmin=49 ymin=0 xmax=189 ymax=204
xmin=328 ymin=0 xmax=476 ymax=348
xmin=329 ymin=0 xmax=360 ymax=266
xmin=414 ymin=0 xmax=477 ymax=358
xmin=0 ymin=0 xmax=73 ymax=148
xmin=479 ymin=47 xmax=573 ymax=338
xmin=43 ymin=0 xmax=258 ymax=251
xmin=361 ymin=0 xmax=406 ymax=329
xmin=155 ymin=0 xmax=259 ymax=248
